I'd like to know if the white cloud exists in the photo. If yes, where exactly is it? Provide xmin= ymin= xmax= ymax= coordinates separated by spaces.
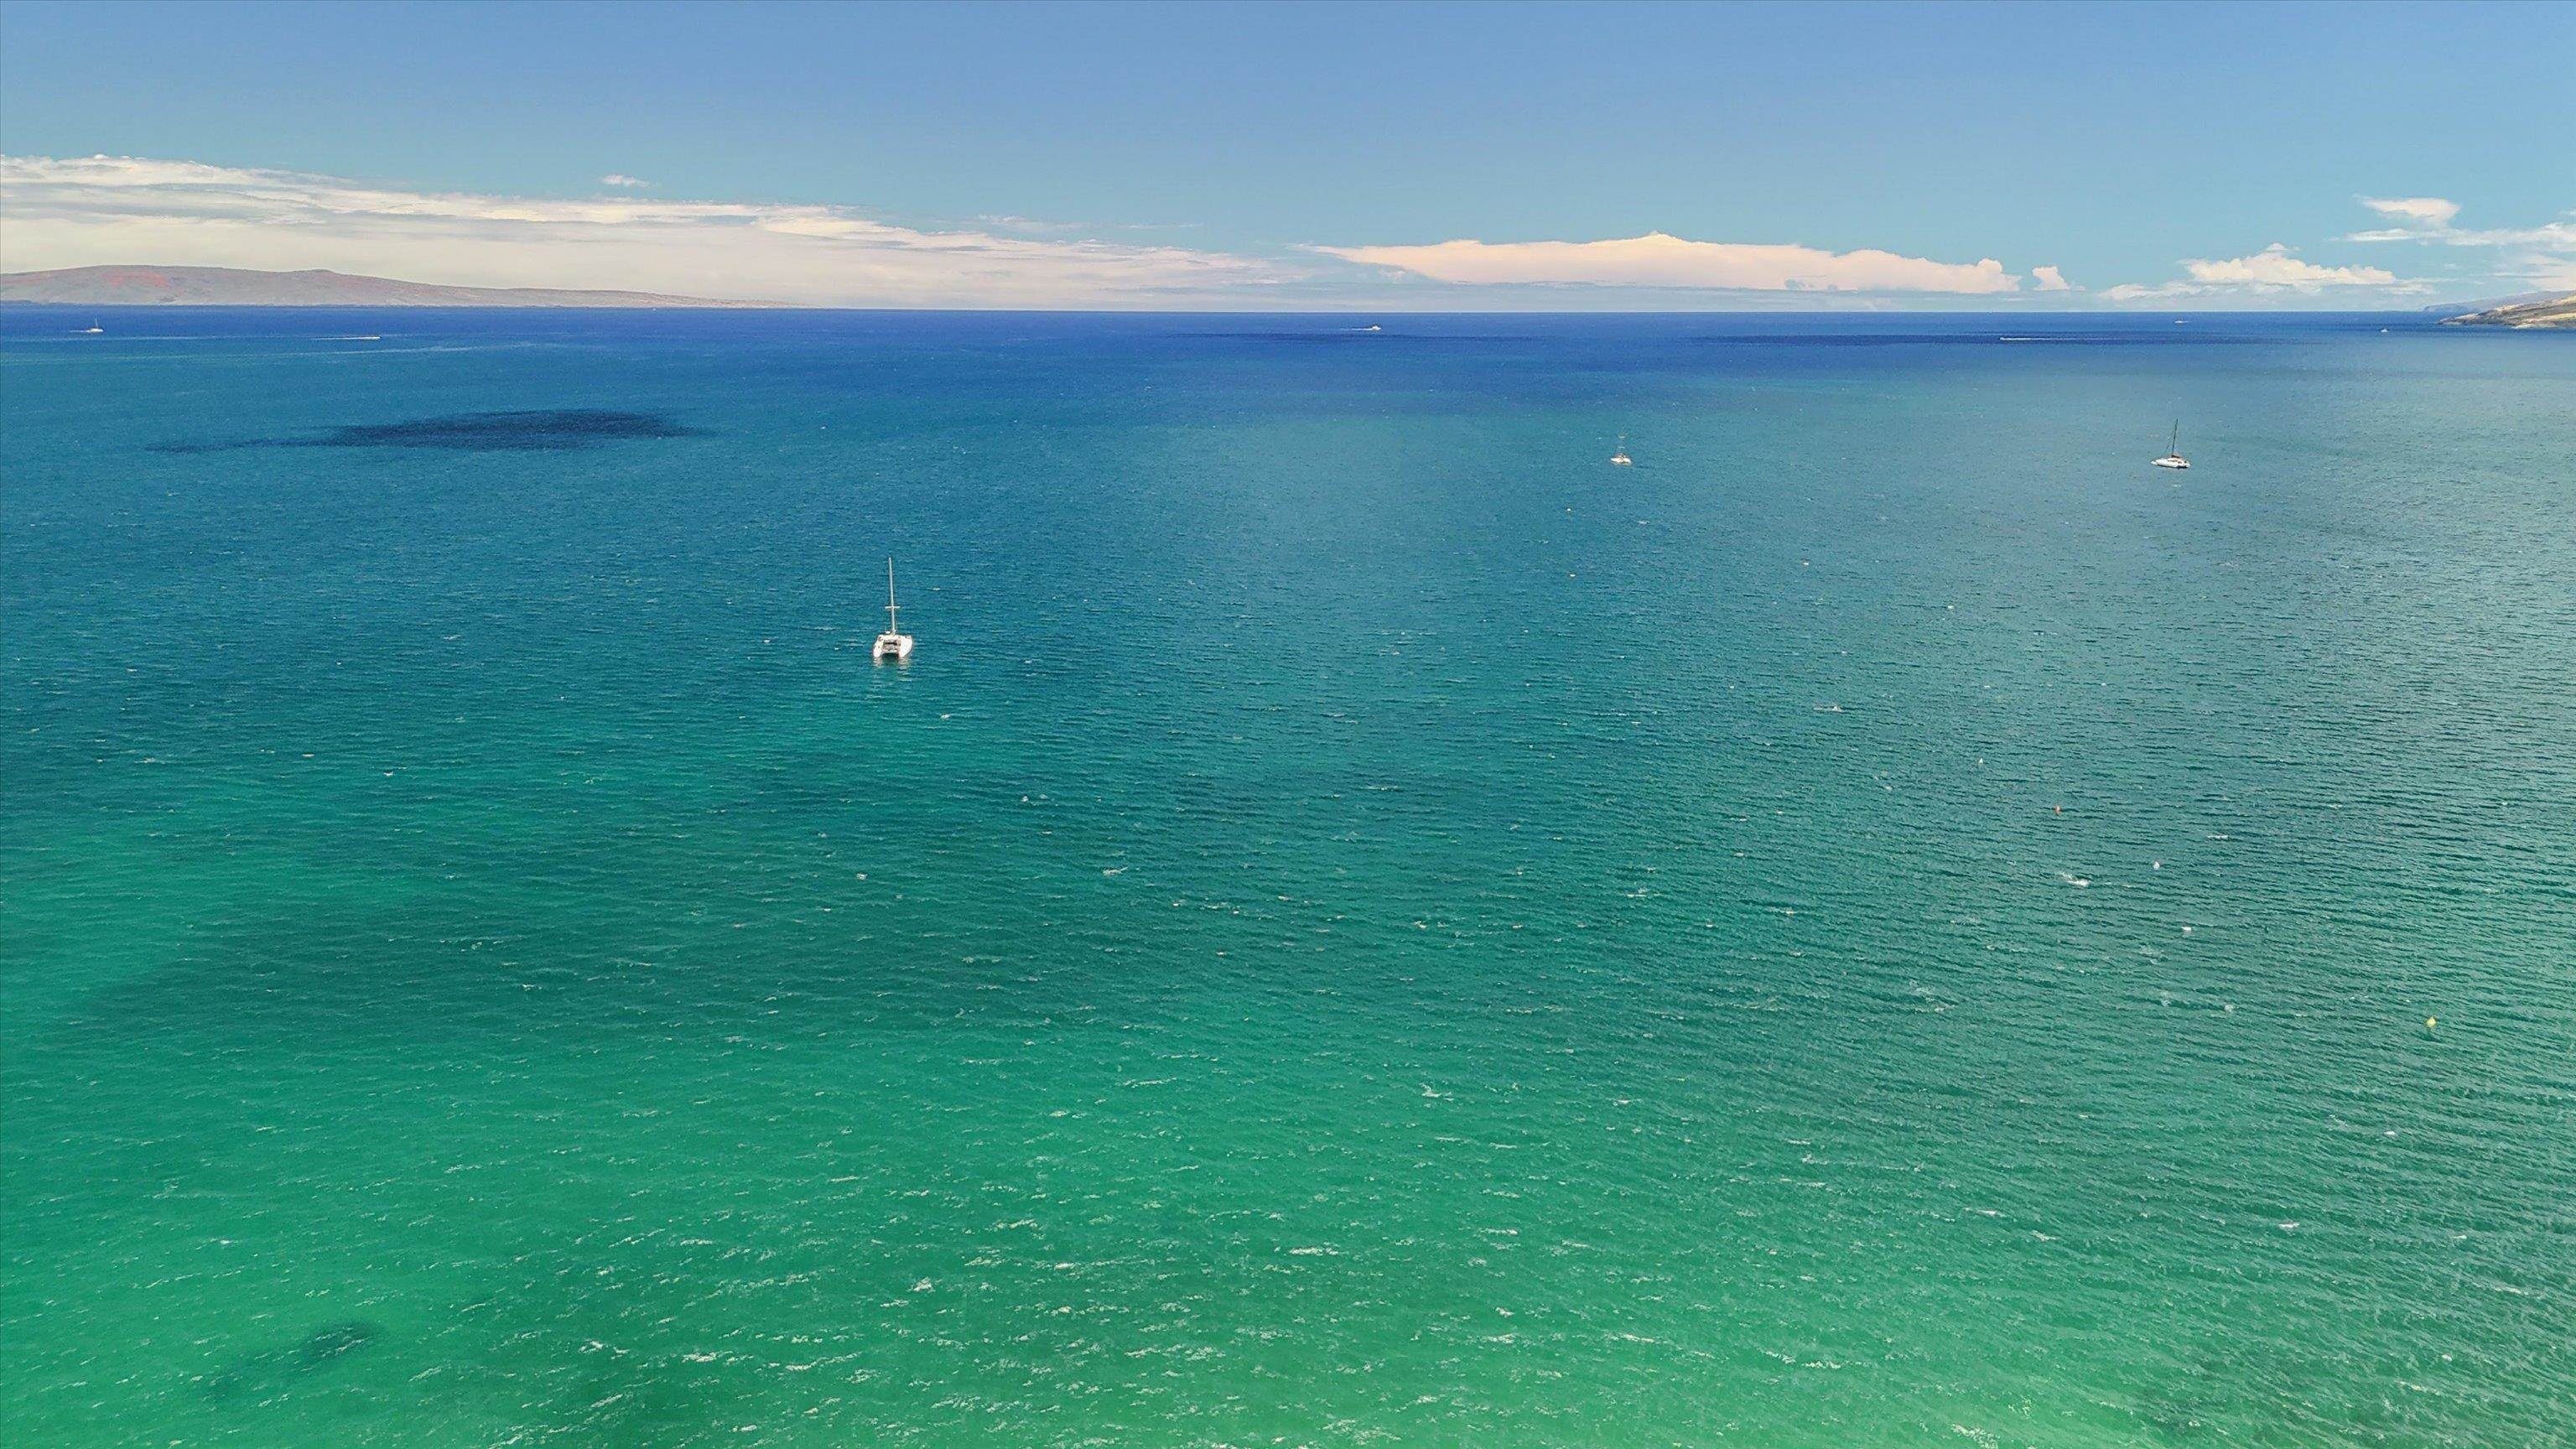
xmin=599 ymin=174 xmax=651 ymax=189
xmin=2031 ymin=265 xmax=2072 ymax=292
xmin=2345 ymin=196 xmax=2575 ymax=252
xmin=2470 ymin=222 xmax=2576 ymax=249
xmin=1311 ymin=231 xmax=2024 ymax=293
xmin=2102 ymin=243 xmax=2412 ymax=303
xmin=2518 ymin=257 xmax=2576 ymax=289
xmin=974 ymin=214 xmax=1082 ymax=234
xmin=0 ymin=153 xmax=1297 ymax=307
xmin=2182 ymin=243 xmax=2395 ymax=288
xmin=2111 ymin=199 xmax=2574 ymax=305
xmin=2360 ymin=195 xmax=2460 ymax=226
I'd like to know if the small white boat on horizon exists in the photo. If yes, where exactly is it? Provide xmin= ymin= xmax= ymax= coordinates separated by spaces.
xmin=75 ymin=320 xmax=102 ymax=335
xmin=2152 ymin=422 xmax=2190 ymax=470
xmin=873 ymin=557 xmax=915 ymax=662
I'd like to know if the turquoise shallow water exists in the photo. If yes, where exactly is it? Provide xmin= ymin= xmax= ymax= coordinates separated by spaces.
xmin=3 ymin=309 xmax=2572 ymax=1446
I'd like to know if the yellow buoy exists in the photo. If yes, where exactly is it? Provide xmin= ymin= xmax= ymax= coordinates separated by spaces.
xmin=2426 ymin=1017 xmax=2438 ymax=1030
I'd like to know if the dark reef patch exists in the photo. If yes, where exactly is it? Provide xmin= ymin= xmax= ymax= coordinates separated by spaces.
xmin=148 ymin=438 xmax=267 ymax=454
xmin=153 ymin=409 xmax=699 ymax=454
xmin=201 ymin=1319 xmax=382 ymax=1400
xmin=295 ymin=1320 xmax=380 ymax=1366
xmin=314 ymin=409 xmax=697 ymax=449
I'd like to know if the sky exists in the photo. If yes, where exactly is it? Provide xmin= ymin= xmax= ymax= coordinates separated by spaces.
xmin=1 ymin=0 xmax=2569 ymax=309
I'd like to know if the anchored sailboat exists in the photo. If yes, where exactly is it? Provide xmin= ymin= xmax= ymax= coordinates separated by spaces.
xmin=873 ymin=558 xmax=915 ymax=661
xmin=1610 ymin=434 xmax=1633 ymax=466
xmin=2152 ymin=422 xmax=2190 ymax=470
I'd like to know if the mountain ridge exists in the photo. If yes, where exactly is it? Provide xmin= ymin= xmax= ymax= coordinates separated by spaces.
xmin=0 ymin=264 xmax=773 ymax=308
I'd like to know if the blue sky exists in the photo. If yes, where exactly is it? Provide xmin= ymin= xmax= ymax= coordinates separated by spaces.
xmin=2 ymin=0 xmax=2568 ymax=308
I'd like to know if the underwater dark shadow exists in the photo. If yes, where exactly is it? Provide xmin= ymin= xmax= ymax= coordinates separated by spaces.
xmin=152 ymin=408 xmax=704 ymax=454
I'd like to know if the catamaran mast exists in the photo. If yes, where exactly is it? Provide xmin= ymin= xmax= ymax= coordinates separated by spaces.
xmin=885 ymin=558 xmax=900 ymax=632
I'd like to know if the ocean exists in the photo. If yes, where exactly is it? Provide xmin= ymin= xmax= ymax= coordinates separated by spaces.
xmin=4 ymin=308 xmax=2570 ymax=1446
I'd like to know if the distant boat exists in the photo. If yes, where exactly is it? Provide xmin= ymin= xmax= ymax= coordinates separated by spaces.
xmin=75 ymin=320 xmax=102 ymax=335
xmin=1610 ymin=434 xmax=1633 ymax=467
xmin=873 ymin=558 xmax=915 ymax=661
xmin=2152 ymin=422 xmax=2190 ymax=470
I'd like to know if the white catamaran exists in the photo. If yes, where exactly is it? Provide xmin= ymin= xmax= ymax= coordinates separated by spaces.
xmin=2152 ymin=422 xmax=2191 ymax=470
xmin=873 ymin=558 xmax=915 ymax=661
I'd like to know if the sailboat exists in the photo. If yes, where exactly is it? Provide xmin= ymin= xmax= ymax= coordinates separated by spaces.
xmin=872 ymin=558 xmax=915 ymax=661
xmin=1610 ymin=434 xmax=1633 ymax=466
xmin=2152 ymin=422 xmax=2190 ymax=470
xmin=75 ymin=320 xmax=102 ymax=335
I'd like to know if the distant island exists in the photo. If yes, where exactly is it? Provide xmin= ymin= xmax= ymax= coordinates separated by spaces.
xmin=0 ymin=265 xmax=771 ymax=309
xmin=2438 ymin=291 xmax=2575 ymax=330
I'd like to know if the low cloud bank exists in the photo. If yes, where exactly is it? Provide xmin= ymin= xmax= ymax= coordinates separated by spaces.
xmin=1315 ymin=231 xmax=2033 ymax=294
xmin=2105 ymin=242 xmax=2407 ymax=303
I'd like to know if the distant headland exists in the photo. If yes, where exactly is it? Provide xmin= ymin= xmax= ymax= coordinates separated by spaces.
xmin=0 ymin=264 xmax=773 ymax=309
xmin=2437 ymin=291 xmax=2575 ymax=330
